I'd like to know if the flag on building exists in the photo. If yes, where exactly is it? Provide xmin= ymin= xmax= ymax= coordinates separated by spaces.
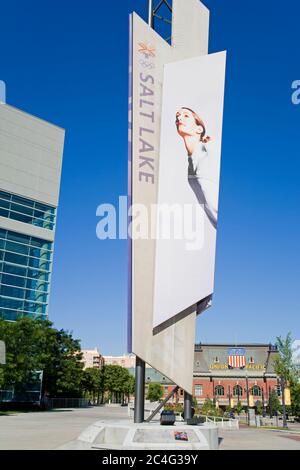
xmin=228 ymin=348 xmax=246 ymax=369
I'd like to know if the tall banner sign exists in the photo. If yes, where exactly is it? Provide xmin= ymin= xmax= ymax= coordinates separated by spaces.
xmin=128 ymin=0 xmax=225 ymax=393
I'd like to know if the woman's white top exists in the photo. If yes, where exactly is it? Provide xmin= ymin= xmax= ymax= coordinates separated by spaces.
xmin=187 ymin=142 xmax=219 ymax=228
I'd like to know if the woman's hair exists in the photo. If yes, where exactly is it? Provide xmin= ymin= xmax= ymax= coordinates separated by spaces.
xmin=182 ymin=107 xmax=211 ymax=143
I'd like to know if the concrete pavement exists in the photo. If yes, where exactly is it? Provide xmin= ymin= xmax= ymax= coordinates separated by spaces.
xmin=1 ymin=405 xmax=300 ymax=450
xmin=219 ymin=427 xmax=300 ymax=450
xmin=0 ymin=405 xmax=128 ymax=450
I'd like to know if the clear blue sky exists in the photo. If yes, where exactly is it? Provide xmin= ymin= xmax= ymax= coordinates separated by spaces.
xmin=1 ymin=0 xmax=299 ymax=354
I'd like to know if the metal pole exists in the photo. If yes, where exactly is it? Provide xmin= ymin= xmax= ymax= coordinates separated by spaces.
xmin=281 ymin=377 xmax=288 ymax=428
xmin=134 ymin=356 xmax=145 ymax=423
xmin=228 ymin=385 xmax=231 ymax=408
xmin=269 ymin=386 xmax=273 ymax=418
xmin=148 ymin=0 xmax=153 ymax=27
xmin=246 ymin=375 xmax=250 ymax=426
xmin=184 ymin=391 xmax=193 ymax=421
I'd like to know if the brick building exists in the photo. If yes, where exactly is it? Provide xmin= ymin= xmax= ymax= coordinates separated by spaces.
xmin=104 ymin=344 xmax=281 ymax=408
xmin=160 ymin=343 xmax=280 ymax=408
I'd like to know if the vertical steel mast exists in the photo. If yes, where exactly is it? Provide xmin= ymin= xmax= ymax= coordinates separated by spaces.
xmin=148 ymin=0 xmax=172 ymax=42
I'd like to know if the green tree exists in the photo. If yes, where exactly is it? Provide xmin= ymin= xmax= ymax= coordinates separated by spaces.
xmin=274 ymin=333 xmax=300 ymax=419
xmin=0 ymin=318 xmax=84 ymax=399
xmin=255 ymin=400 xmax=263 ymax=416
xmin=123 ymin=374 xmax=135 ymax=403
xmin=291 ymin=381 xmax=300 ymax=419
xmin=267 ymin=390 xmax=281 ymax=416
xmin=146 ymin=382 xmax=164 ymax=402
xmin=201 ymin=398 xmax=223 ymax=417
xmin=235 ymin=401 xmax=243 ymax=416
xmin=82 ymin=368 xmax=104 ymax=404
xmin=103 ymin=365 xmax=134 ymax=403
xmin=274 ymin=333 xmax=295 ymax=382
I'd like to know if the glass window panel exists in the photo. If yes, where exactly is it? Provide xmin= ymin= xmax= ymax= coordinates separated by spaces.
xmin=5 ymin=240 xmax=29 ymax=256
xmin=9 ymin=212 xmax=33 ymax=224
xmin=0 ymin=199 xmax=10 ymax=209
xmin=28 ymin=257 xmax=50 ymax=271
xmin=0 ymin=251 xmax=4 ymax=261
xmin=35 ymin=202 xmax=55 ymax=215
xmin=27 ymin=269 xmax=49 ymax=282
xmin=5 ymin=252 xmax=28 ymax=266
xmin=0 ymin=297 xmax=24 ymax=309
xmin=24 ymin=301 xmax=47 ymax=314
xmin=11 ymin=195 xmax=34 ymax=208
xmin=30 ymin=238 xmax=52 ymax=250
xmin=0 ymin=208 xmax=9 ymax=218
xmin=1 ymin=274 xmax=26 ymax=288
xmin=6 ymin=232 xmax=30 ymax=245
xmin=26 ymin=278 xmax=49 ymax=292
xmin=0 ymin=239 xmax=5 ymax=250
xmin=3 ymin=263 xmax=27 ymax=277
xmin=25 ymin=290 xmax=48 ymax=303
xmin=0 ymin=309 xmax=18 ymax=321
xmin=0 ymin=191 xmax=11 ymax=201
xmin=0 ymin=229 xmax=6 ymax=238
xmin=32 ymin=218 xmax=44 ymax=229
xmin=29 ymin=248 xmax=51 ymax=261
xmin=10 ymin=203 xmax=34 ymax=216
xmin=0 ymin=285 xmax=25 ymax=299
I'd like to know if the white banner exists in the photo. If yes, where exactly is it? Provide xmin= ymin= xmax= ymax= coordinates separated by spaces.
xmin=153 ymin=52 xmax=226 ymax=328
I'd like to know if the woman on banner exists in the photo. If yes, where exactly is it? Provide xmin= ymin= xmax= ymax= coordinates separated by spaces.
xmin=175 ymin=107 xmax=218 ymax=229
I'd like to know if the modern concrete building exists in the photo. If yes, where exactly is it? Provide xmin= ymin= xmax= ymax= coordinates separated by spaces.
xmin=0 ymin=102 xmax=65 ymax=321
xmin=82 ymin=348 xmax=104 ymax=369
xmin=103 ymin=354 xmax=136 ymax=368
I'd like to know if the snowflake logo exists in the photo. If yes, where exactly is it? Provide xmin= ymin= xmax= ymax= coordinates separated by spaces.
xmin=138 ymin=42 xmax=156 ymax=59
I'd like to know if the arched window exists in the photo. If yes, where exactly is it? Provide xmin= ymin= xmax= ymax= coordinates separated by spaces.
xmin=233 ymin=385 xmax=243 ymax=397
xmin=215 ymin=385 xmax=224 ymax=396
xmin=251 ymin=385 xmax=261 ymax=397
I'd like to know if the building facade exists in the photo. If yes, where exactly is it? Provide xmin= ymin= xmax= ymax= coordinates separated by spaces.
xmin=160 ymin=344 xmax=280 ymax=407
xmin=82 ymin=348 xmax=104 ymax=369
xmin=103 ymin=345 xmax=280 ymax=407
xmin=103 ymin=354 xmax=136 ymax=369
xmin=0 ymin=103 xmax=65 ymax=321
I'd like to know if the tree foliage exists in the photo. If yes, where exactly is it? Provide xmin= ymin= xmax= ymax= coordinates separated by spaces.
xmin=146 ymin=382 xmax=164 ymax=402
xmin=103 ymin=365 xmax=135 ymax=402
xmin=274 ymin=333 xmax=295 ymax=381
xmin=0 ymin=318 xmax=84 ymax=398
xmin=201 ymin=398 xmax=223 ymax=417
xmin=274 ymin=333 xmax=300 ymax=418
xmin=234 ymin=401 xmax=243 ymax=416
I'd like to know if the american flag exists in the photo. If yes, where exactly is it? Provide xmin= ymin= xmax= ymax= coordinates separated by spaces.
xmin=228 ymin=348 xmax=246 ymax=369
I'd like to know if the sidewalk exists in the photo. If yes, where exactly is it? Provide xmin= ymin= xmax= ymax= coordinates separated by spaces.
xmin=219 ymin=427 xmax=300 ymax=450
xmin=0 ymin=406 xmax=129 ymax=450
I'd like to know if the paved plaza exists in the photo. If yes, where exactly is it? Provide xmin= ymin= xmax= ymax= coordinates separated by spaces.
xmin=1 ymin=406 xmax=300 ymax=450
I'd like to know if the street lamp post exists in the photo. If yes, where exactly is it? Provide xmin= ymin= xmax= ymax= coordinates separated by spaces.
xmin=245 ymin=375 xmax=250 ymax=426
xmin=269 ymin=385 xmax=273 ymax=419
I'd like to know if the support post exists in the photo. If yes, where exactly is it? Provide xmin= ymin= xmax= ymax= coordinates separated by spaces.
xmin=148 ymin=0 xmax=153 ymax=27
xmin=184 ymin=391 xmax=192 ymax=421
xmin=134 ymin=356 xmax=145 ymax=423
xmin=246 ymin=375 xmax=250 ymax=426
xmin=269 ymin=386 xmax=273 ymax=418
